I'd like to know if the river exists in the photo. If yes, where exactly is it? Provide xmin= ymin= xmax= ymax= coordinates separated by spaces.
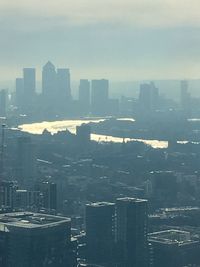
xmin=18 ymin=118 xmax=168 ymax=149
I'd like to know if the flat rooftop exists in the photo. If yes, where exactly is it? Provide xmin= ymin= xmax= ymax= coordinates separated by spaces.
xmin=117 ymin=197 xmax=147 ymax=203
xmin=0 ymin=212 xmax=70 ymax=229
xmin=148 ymin=230 xmax=198 ymax=246
xmin=86 ymin=202 xmax=115 ymax=208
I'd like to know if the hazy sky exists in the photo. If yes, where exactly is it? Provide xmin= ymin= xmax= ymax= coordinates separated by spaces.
xmin=1 ymin=0 xmax=200 ymax=81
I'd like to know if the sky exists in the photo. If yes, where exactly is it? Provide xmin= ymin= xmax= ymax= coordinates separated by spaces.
xmin=1 ymin=0 xmax=200 ymax=81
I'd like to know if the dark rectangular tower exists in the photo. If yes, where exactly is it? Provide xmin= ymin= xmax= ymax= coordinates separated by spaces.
xmin=116 ymin=197 xmax=148 ymax=267
xmin=86 ymin=202 xmax=115 ymax=266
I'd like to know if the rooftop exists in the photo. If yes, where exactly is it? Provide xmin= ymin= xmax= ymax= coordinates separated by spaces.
xmin=148 ymin=230 xmax=198 ymax=246
xmin=86 ymin=202 xmax=115 ymax=208
xmin=0 ymin=212 xmax=70 ymax=229
xmin=117 ymin=197 xmax=147 ymax=203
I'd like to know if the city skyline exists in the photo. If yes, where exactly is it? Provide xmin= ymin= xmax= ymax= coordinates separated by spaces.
xmin=1 ymin=0 xmax=200 ymax=80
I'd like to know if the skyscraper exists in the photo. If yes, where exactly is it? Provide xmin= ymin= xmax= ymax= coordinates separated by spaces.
xmin=86 ymin=202 xmax=115 ymax=266
xmin=42 ymin=61 xmax=57 ymax=101
xmin=116 ymin=197 xmax=148 ymax=267
xmin=79 ymin=79 xmax=90 ymax=115
xmin=91 ymin=79 xmax=109 ymax=115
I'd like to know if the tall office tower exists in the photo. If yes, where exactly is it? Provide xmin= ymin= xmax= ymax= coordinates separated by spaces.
xmin=15 ymin=78 xmax=24 ymax=110
xmin=0 ymin=212 xmax=73 ymax=267
xmin=0 ymin=89 xmax=7 ymax=117
xmin=57 ymin=68 xmax=71 ymax=101
xmin=91 ymin=79 xmax=109 ymax=115
xmin=16 ymin=136 xmax=36 ymax=185
xmin=86 ymin=202 xmax=115 ymax=266
xmin=116 ymin=197 xmax=148 ymax=267
xmin=79 ymin=79 xmax=90 ymax=115
xmin=0 ymin=181 xmax=17 ymax=210
xmin=40 ymin=181 xmax=57 ymax=212
xmin=42 ymin=61 xmax=57 ymax=102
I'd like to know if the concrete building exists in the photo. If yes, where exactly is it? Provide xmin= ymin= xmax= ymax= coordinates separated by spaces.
xmin=116 ymin=197 xmax=148 ymax=267
xmin=86 ymin=202 xmax=115 ymax=266
xmin=0 ymin=212 xmax=73 ymax=267
xmin=149 ymin=230 xmax=200 ymax=267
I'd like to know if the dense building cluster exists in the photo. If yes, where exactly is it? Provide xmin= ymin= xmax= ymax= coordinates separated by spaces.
xmin=0 ymin=65 xmax=200 ymax=266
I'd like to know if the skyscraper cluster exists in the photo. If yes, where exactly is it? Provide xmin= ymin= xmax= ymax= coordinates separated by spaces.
xmin=15 ymin=62 xmax=120 ymax=119
xmin=16 ymin=62 xmax=71 ymax=118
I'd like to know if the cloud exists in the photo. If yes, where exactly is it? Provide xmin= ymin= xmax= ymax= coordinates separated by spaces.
xmin=1 ymin=0 xmax=200 ymax=81
xmin=1 ymin=0 xmax=200 ymax=30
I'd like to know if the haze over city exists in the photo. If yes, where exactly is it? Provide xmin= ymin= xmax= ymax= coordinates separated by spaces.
xmin=1 ymin=0 xmax=200 ymax=81
xmin=1 ymin=1 xmax=200 ymax=267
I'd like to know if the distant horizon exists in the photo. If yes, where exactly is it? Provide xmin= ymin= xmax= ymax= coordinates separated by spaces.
xmin=1 ymin=1 xmax=200 ymax=81
xmin=2 ymin=78 xmax=200 ymax=100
